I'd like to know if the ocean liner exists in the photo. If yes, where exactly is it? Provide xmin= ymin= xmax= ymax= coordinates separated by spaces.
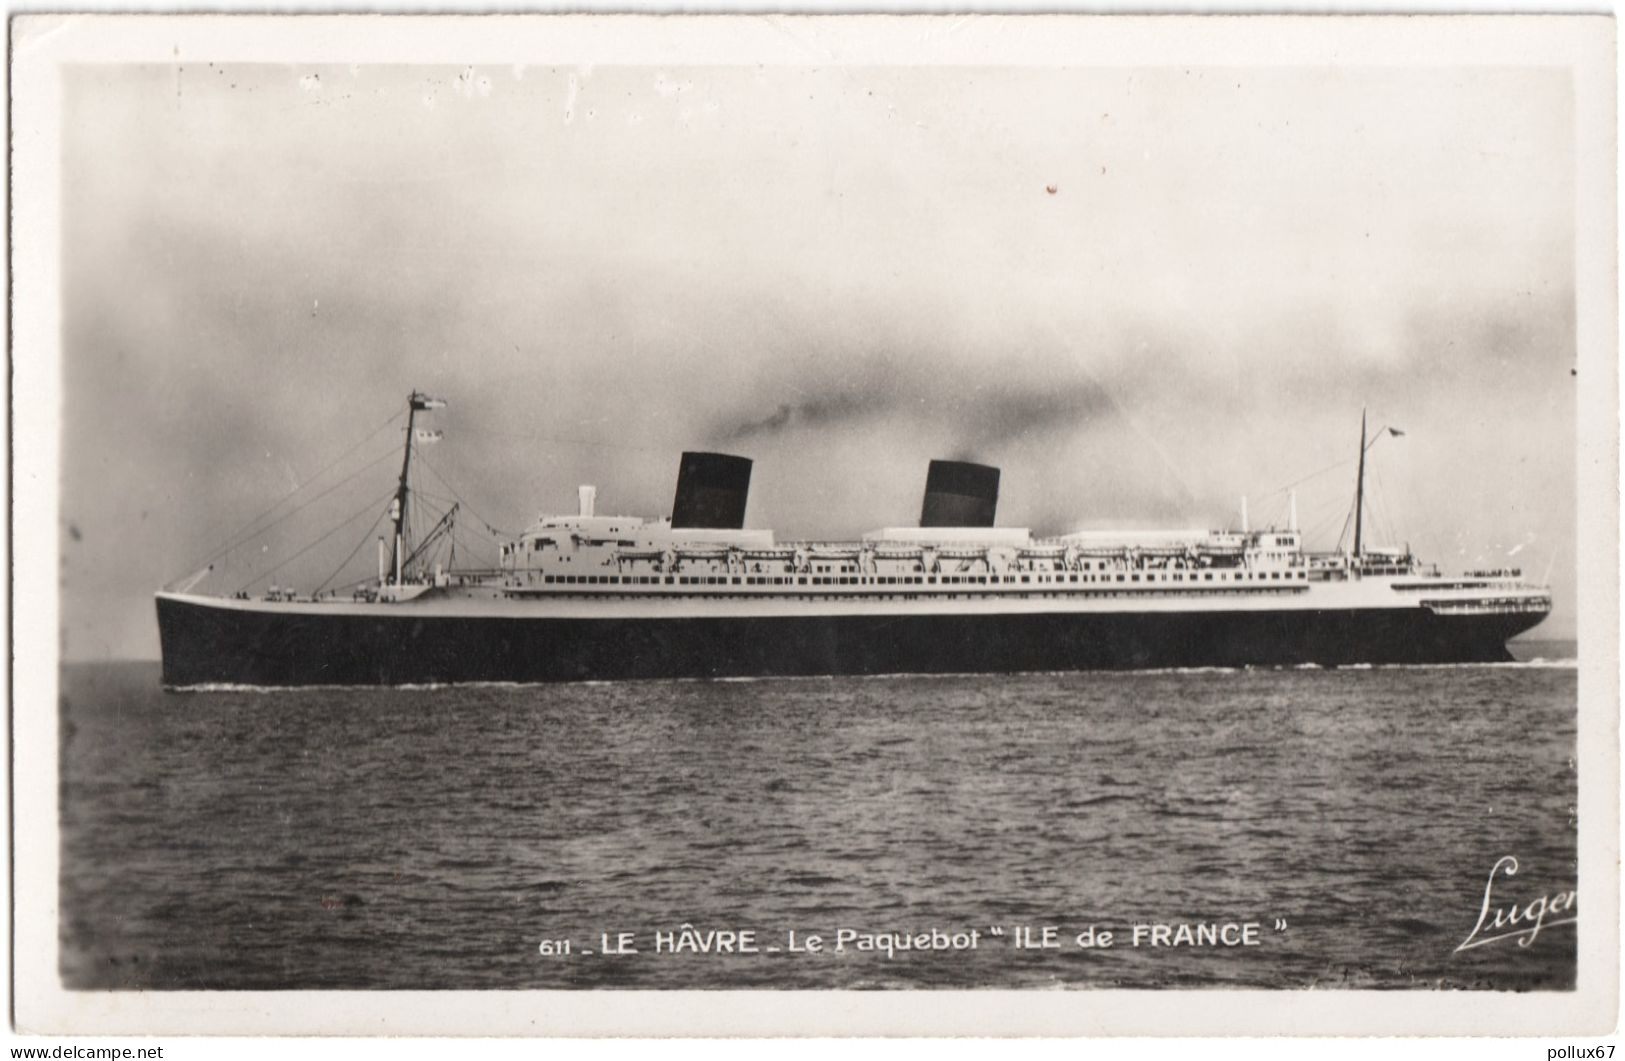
xmin=155 ymin=392 xmax=1552 ymax=686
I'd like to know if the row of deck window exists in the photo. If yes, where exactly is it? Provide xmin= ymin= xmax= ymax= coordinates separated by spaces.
xmin=536 ymin=570 xmax=1307 ymax=586
xmin=510 ymin=587 xmax=1304 ymax=602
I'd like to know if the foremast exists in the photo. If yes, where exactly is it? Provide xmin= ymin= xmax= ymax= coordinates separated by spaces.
xmin=386 ymin=390 xmax=446 ymax=588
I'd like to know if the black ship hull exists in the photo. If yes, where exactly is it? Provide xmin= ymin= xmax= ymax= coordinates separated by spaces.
xmin=156 ymin=595 xmax=1546 ymax=687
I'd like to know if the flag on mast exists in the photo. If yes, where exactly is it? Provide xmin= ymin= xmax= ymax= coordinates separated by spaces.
xmin=415 ymin=429 xmax=444 ymax=444
xmin=1387 ymin=427 xmax=1405 ymax=437
xmin=411 ymin=395 xmax=448 ymax=410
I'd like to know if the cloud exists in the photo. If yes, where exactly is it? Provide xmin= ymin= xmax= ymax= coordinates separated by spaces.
xmin=55 ymin=62 xmax=1581 ymax=656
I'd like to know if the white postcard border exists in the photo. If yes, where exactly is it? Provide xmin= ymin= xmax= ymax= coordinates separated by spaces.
xmin=10 ymin=12 xmax=1618 ymax=1037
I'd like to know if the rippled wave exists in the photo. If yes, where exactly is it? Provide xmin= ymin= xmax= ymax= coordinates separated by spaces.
xmin=163 ymin=654 xmax=1580 ymax=694
xmin=64 ymin=647 xmax=1577 ymax=991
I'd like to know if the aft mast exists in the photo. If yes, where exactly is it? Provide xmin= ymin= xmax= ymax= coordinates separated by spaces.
xmin=1352 ymin=406 xmax=1367 ymax=565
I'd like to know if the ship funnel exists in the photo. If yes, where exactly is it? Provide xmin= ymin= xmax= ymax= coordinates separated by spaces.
xmin=578 ymin=485 xmax=596 ymax=518
xmin=920 ymin=459 xmax=1000 ymax=528
xmin=670 ymin=452 xmax=753 ymax=530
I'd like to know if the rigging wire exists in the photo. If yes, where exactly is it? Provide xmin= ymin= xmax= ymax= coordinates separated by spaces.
xmin=412 ymin=493 xmax=444 ymax=527
xmin=409 ymin=486 xmax=458 ymax=508
xmin=236 ymin=486 xmax=398 ymax=594
xmin=1370 ymin=467 xmax=1398 ymax=549
xmin=449 ymin=527 xmax=501 ymax=569
xmin=1391 ymin=459 xmax=1446 ymax=571
xmin=1250 ymin=422 xmax=1399 ymax=521
xmin=407 ymin=494 xmax=468 ymax=569
xmin=407 ymin=466 xmax=421 ymax=564
xmin=1334 ymin=506 xmax=1355 ymax=555
xmin=195 ymin=444 xmax=403 ymax=576
xmin=1298 ymin=500 xmax=1348 ymax=548
xmin=1540 ymin=539 xmax=1561 ymax=586
xmin=393 ymin=461 xmax=503 ymax=572
xmin=404 ymin=494 xmax=438 ymax=574
xmin=451 ymin=424 xmax=677 ymax=455
xmin=1292 ymin=420 xmax=1409 ymax=556
xmin=1255 ymin=455 xmax=1356 ymax=501
xmin=1301 ymin=506 xmax=1347 ymax=549
xmin=414 ymin=489 xmax=500 ymax=570
xmin=314 ymin=505 xmax=390 ymax=597
xmin=1032 ymin=318 xmax=1202 ymax=506
xmin=415 ymin=450 xmax=522 ymax=538
xmin=187 ymin=410 xmax=406 ymax=572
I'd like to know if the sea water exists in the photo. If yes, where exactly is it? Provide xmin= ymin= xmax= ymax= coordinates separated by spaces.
xmin=57 ymin=643 xmax=1577 ymax=990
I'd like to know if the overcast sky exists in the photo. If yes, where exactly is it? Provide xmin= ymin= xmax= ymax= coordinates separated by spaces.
xmin=60 ymin=60 xmax=1577 ymax=658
